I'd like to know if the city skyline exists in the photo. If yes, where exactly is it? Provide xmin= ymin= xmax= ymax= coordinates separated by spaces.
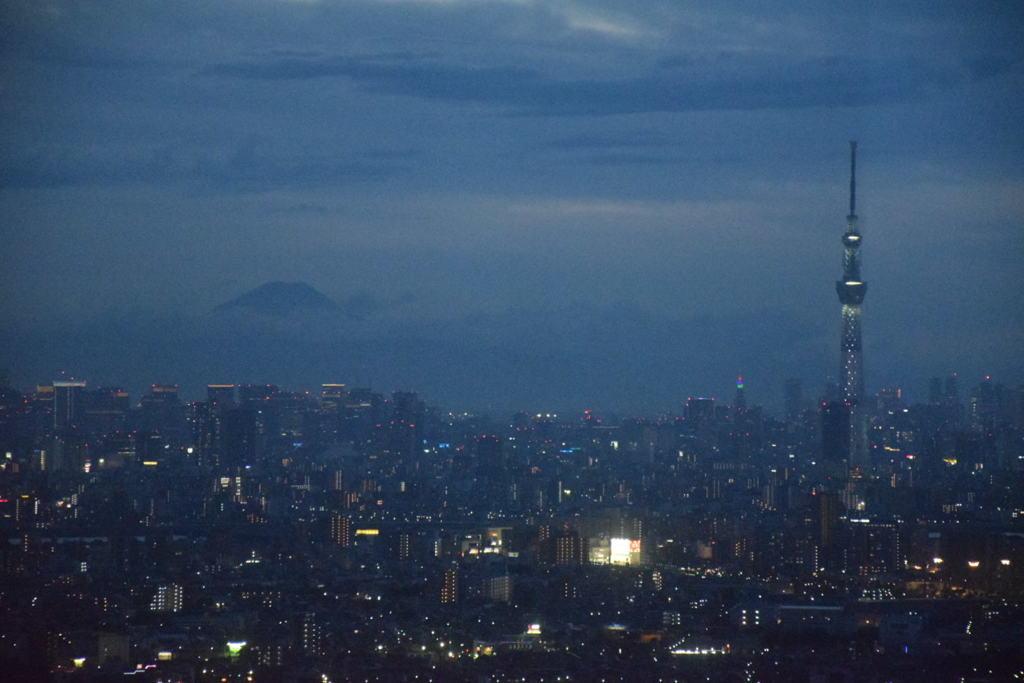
xmin=2 ymin=352 xmax=1022 ymax=681
xmin=11 ymin=367 xmax=1011 ymax=423
xmin=3 ymin=4 xmax=1024 ymax=681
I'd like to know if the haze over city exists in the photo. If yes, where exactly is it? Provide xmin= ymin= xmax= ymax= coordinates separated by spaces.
xmin=3 ymin=5 xmax=1024 ymax=681
xmin=2 ymin=1 xmax=1022 ymax=412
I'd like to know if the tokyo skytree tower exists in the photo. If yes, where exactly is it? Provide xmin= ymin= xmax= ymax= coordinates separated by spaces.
xmin=836 ymin=141 xmax=866 ymax=406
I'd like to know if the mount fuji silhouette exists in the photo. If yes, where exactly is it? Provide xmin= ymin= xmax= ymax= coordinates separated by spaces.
xmin=216 ymin=281 xmax=339 ymax=316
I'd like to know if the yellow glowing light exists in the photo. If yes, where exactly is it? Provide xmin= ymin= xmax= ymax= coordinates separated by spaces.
xmin=355 ymin=529 xmax=379 ymax=536
xmin=610 ymin=538 xmax=631 ymax=565
xmin=226 ymin=641 xmax=247 ymax=655
xmin=73 ymin=657 xmax=86 ymax=668
xmin=1000 ymin=559 xmax=1011 ymax=566
xmin=932 ymin=557 xmax=943 ymax=564
xmin=967 ymin=561 xmax=980 ymax=569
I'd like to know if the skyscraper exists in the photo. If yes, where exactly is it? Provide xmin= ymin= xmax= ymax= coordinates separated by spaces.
xmin=53 ymin=380 xmax=86 ymax=431
xmin=207 ymin=384 xmax=236 ymax=411
xmin=440 ymin=566 xmax=460 ymax=604
xmin=149 ymin=583 xmax=184 ymax=613
xmin=784 ymin=379 xmax=803 ymax=423
xmin=139 ymin=384 xmax=186 ymax=444
xmin=330 ymin=514 xmax=352 ymax=548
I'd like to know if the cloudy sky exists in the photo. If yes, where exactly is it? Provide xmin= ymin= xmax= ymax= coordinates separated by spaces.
xmin=1 ymin=0 xmax=1022 ymax=413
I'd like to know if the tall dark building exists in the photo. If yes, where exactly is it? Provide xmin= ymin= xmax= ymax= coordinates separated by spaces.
xmin=82 ymin=386 xmax=129 ymax=439
xmin=330 ymin=515 xmax=352 ymax=548
xmin=207 ymin=384 xmax=236 ymax=411
xmin=945 ymin=373 xmax=960 ymax=406
xmin=817 ymin=490 xmax=840 ymax=561
xmin=846 ymin=518 xmax=902 ymax=575
xmin=685 ymin=397 xmax=716 ymax=424
xmin=784 ymin=378 xmax=803 ymax=423
xmin=440 ymin=566 xmax=460 ymax=605
xmin=138 ymin=384 xmax=186 ymax=444
xmin=320 ymin=383 xmax=347 ymax=443
xmin=202 ymin=384 xmax=236 ymax=465
xmin=53 ymin=380 xmax=86 ymax=431
xmin=734 ymin=375 xmax=747 ymax=413
xmin=821 ymin=401 xmax=851 ymax=473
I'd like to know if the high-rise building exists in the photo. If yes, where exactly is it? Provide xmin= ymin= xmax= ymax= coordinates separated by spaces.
xmin=945 ymin=373 xmax=960 ymax=406
xmin=301 ymin=612 xmax=325 ymax=657
xmin=330 ymin=515 xmax=351 ymax=548
xmin=149 ymin=583 xmax=184 ymax=613
xmin=82 ymin=386 xmax=129 ymax=439
xmin=821 ymin=402 xmax=851 ymax=466
xmin=816 ymin=491 xmax=842 ymax=572
xmin=320 ymin=383 xmax=347 ymax=443
xmin=53 ymin=380 xmax=86 ymax=431
xmin=200 ymin=385 xmax=236 ymax=465
xmin=685 ymin=397 xmax=716 ymax=424
xmin=207 ymin=384 xmax=236 ymax=411
xmin=320 ymin=384 xmax=347 ymax=411
xmin=482 ymin=574 xmax=512 ymax=602
xmin=550 ymin=527 xmax=588 ymax=566
xmin=846 ymin=518 xmax=903 ymax=575
xmin=396 ymin=532 xmax=412 ymax=561
xmin=138 ymin=384 xmax=186 ymax=444
xmin=440 ymin=566 xmax=459 ymax=604
xmin=784 ymin=379 xmax=803 ymax=423
xmin=944 ymin=372 xmax=963 ymax=427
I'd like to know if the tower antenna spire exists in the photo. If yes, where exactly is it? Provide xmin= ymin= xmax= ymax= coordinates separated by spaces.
xmin=849 ymin=140 xmax=857 ymax=217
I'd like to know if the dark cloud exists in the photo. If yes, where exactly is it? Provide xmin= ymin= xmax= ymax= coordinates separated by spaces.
xmin=0 ymin=142 xmax=408 ymax=190
xmin=267 ymin=203 xmax=331 ymax=216
xmin=202 ymin=52 xmax=974 ymax=115
xmin=581 ymin=154 xmax=686 ymax=166
xmin=546 ymin=132 xmax=677 ymax=150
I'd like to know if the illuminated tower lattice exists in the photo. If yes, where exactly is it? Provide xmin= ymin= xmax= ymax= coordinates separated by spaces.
xmin=836 ymin=141 xmax=866 ymax=405
xmin=834 ymin=141 xmax=869 ymax=476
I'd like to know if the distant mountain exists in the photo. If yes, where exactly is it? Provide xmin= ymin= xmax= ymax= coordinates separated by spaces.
xmin=216 ymin=281 xmax=339 ymax=315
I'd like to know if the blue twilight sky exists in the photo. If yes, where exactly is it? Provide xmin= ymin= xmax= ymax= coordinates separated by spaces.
xmin=1 ymin=0 xmax=1022 ymax=413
